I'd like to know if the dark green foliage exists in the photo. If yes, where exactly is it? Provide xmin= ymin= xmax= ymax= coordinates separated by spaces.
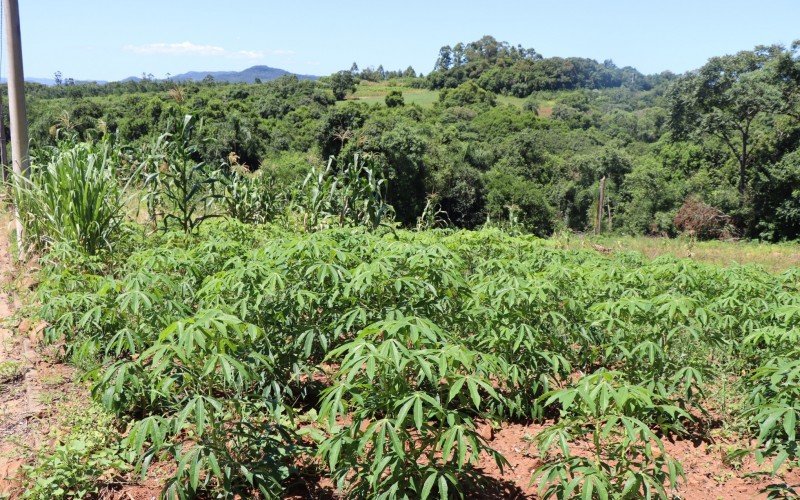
xmin=385 ymin=89 xmax=404 ymax=107
xmin=438 ymin=81 xmax=496 ymax=108
xmin=753 ymin=150 xmax=800 ymax=240
xmin=327 ymin=70 xmax=357 ymax=100
xmin=428 ymin=36 xmax=654 ymax=96
xmin=17 ymin=37 xmax=800 ymax=238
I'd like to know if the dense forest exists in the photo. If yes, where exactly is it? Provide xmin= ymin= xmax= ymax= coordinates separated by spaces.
xmin=19 ymin=36 xmax=800 ymax=240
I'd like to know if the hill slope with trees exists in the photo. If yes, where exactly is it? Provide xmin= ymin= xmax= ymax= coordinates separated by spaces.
xmin=18 ymin=36 xmax=800 ymax=240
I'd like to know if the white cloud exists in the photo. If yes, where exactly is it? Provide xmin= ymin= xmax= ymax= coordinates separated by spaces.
xmin=122 ymin=41 xmax=294 ymax=60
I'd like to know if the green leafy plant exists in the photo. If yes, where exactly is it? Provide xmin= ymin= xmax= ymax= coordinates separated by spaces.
xmin=31 ymin=213 xmax=800 ymax=498
xmin=318 ymin=315 xmax=509 ymax=499
xmin=14 ymin=139 xmax=131 ymax=255
xmin=144 ymin=115 xmax=220 ymax=234
xmin=297 ymin=155 xmax=394 ymax=231
xmin=20 ymin=403 xmax=132 ymax=499
xmin=747 ymin=348 xmax=800 ymax=472
xmin=219 ymin=152 xmax=284 ymax=224
xmin=532 ymin=370 xmax=687 ymax=499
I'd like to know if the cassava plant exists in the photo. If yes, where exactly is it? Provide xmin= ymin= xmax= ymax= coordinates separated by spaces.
xmin=318 ymin=315 xmax=509 ymax=499
xmin=532 ymin=370 xmax=688 ymax=499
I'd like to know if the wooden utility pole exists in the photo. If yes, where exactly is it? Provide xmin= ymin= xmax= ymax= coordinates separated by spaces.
xmin=0 ymin=92 xmax=8 ymax=181
xmin=594 ymin=176 xmax=606 ymax=235
xmin=3 ymin=0 xmax=29 ymax=255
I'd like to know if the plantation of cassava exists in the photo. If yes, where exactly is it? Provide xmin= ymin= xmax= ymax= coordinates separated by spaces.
xmin=0 ymin=19 xmax=799 ymax=500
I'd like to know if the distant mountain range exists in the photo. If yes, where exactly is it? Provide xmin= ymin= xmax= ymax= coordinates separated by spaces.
xmin=123 ymin=65 xmax=318 ymax=84
xmin=12 ymin=65 xmax=317 ymax=86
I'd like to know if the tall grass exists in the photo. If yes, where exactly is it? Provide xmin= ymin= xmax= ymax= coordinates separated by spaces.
xmin=13 ymin=141 xmax=129 ymax=255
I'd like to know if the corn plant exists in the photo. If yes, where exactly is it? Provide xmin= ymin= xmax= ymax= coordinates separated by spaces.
xmin=144 ymin=115 xmax=220 ymax=234
xmin=219 ymin=153 xmax=284 ymax=224
xmin=296 ymin=155 xmax=394 ymax=231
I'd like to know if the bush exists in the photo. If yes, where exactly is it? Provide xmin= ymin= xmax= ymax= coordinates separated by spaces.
xmin=385 ymin=89 xmax=405 ymax=108
xmin=438 ymin=81 xmax=496 ymax=108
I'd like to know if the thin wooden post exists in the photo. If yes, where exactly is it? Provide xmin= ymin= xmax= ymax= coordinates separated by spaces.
xmin=594 ymin=176 xmax=606 ymax=235
xmin=3 ymin=0 xmax=29 ymax=256
xmin=0 ymin=92 xmax=7 ymax=180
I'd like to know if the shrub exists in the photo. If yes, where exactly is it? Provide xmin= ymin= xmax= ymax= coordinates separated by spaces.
xmin=385 ymin=90 xmax=405 ymax=108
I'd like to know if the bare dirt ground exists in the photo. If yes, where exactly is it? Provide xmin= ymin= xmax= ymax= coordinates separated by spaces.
xmin=0 ymin=218 xmax=58 ymax=497
xmin=0 ymin=218 xmax=99 ymax=499
xmin=468 ymin=420 xmax=800 ymax=499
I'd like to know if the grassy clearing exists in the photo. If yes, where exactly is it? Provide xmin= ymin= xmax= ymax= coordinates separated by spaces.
xmin=343 ymin=81 xmax=440 ymax=107
xmin=553 ymin=233 xmax=800 ymax=273
xmin=343 ymin=81 xmax=527 ymax=109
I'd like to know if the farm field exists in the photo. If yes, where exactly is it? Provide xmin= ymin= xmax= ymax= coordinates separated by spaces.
xmin=4 ymin=194 xmax=799 ymax=497
xmin=343 ymin=81 xmax=527 ymax=108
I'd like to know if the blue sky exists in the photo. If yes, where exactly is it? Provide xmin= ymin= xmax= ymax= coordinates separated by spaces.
xmin=13 ymin=0 xmax=800 ymax=81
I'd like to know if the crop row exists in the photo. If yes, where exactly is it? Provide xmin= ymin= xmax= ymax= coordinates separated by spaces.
xmin=32 ymin=220 xmax=800 ymax=498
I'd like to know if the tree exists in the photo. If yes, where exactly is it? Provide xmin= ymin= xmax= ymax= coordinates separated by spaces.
xmin=385 ymin=90 xmax=404 ymax=108
xmin=350 ymin=62 xmax=360 ymax=75
xmin=774 ymin=40 xmax=800 ymax=122
xmin=403 ymin=66 xmax=416 ymax=78
xmin=668 ymin=46 xmax=784 ymax=207
xmin=329 ymin=70 xmax=356 ymax=100
xmin=53 ymin=71 xmax=63 ymax=86
xmin=435 ymin=46 xmax=452 ymax=71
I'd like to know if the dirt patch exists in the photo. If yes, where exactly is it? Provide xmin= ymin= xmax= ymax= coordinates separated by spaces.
xmin=537 ymin=106 xmax=553 ymax=118
xmin=469 ymin=421 xmax=800 ymax=499
xmin=0 ymin=217 xmax=93 ymax=497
